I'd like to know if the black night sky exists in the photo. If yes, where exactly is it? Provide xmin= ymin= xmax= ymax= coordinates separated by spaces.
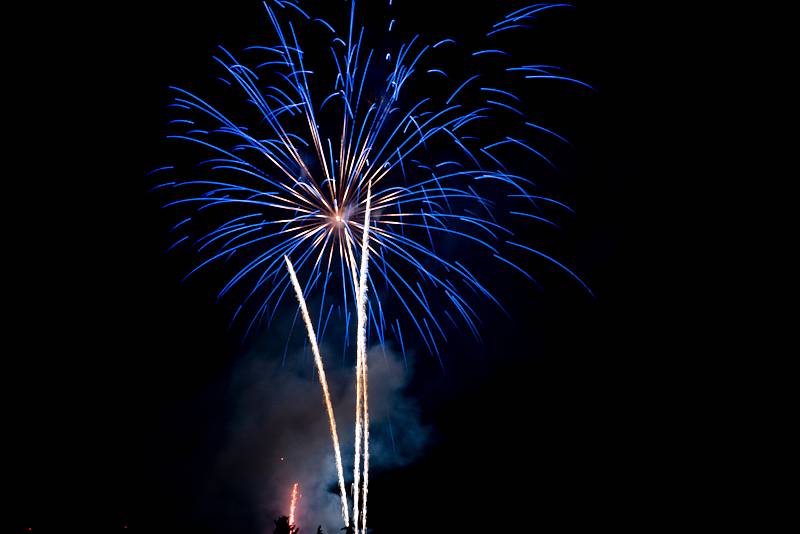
xmin=10 ymin=1 xmax=684 ymax=532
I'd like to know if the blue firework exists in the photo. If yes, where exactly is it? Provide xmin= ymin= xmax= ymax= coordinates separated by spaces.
xmin=152 ymin=0 xmax=593 ymax=360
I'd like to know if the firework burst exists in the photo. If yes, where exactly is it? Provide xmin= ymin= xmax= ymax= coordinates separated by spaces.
xmin=154 ymin=0 xmax=592 ymax=359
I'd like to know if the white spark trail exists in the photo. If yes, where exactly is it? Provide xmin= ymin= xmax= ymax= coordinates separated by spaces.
xmin=285 ymin=256 xmax=350 ymax=527
xmin=360 ymin=323 xmax=370 ymax=534
xmin=353 ymin=183 xmax=372 ymax=534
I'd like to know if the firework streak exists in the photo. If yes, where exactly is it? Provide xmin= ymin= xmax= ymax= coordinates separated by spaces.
xmin=285 ymin=257 xmax=350 ymax=526
xmin=353 ymin=185 xmax=372 ymax=534
xmin=289 ymin=482 xmax=299 ymax=527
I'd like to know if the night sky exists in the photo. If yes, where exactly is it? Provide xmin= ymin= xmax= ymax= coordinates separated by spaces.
xmin=10 ymin=1 xmax=680 ymax=532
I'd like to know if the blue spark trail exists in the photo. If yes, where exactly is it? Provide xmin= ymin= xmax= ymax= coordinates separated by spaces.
xmin=154 ymin=0 xmax=592 ymax=357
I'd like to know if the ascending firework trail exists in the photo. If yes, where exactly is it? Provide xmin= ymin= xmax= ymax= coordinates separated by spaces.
xmin=353 ymin=185 xmax=372 ymax=534
xmin=288 ymin=482 xmax=300 ymax=527
xmin=285 ymin=257 xmax=350 ymax=527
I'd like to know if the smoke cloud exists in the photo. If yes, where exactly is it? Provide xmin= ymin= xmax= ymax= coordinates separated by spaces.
xmin=212 ymin=341 xmax=428 ymax=533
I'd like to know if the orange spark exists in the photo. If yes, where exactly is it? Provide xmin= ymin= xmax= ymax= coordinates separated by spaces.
xmin=289 ymin=482 xmax=300 ymax=527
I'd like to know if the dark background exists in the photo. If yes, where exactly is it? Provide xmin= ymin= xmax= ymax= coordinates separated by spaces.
xmin=10 ymin=1 xmax=685 ymax=532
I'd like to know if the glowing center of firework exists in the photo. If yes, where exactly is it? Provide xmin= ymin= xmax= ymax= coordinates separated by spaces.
xmin=332 ymin=209 xmax=348 ymax=225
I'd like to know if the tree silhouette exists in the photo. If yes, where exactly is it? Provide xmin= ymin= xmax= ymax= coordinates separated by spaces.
xmin=274 ymin=515 xmax=299 ymax=534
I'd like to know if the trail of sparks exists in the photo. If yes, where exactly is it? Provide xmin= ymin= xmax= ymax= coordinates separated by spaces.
xmin=361 ymin=350 xmax=370 ymax=534
xmin=359 ymin=187 xmax=372 ymax=534
xmin=352 ymin=185 xmax=372 ymax=534
xmin=289 ymin=482 xmax=299 ymax=527
xmin=285 ymin=257 xmax=350 ymax=527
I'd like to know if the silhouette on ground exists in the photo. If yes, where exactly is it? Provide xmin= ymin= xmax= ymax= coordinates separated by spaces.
xmin=273 ymin=516 xmax=299 ymax=534
xmin=273 ymin=515 xmax=344 ymax=534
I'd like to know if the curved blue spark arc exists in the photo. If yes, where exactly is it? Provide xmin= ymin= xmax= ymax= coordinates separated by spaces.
xmin=154 ymin=1 xmax=592 ymax=353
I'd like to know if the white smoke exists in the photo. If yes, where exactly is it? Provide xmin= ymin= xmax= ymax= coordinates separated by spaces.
xmin=213 ymin=342 xmax=428 ymax=533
